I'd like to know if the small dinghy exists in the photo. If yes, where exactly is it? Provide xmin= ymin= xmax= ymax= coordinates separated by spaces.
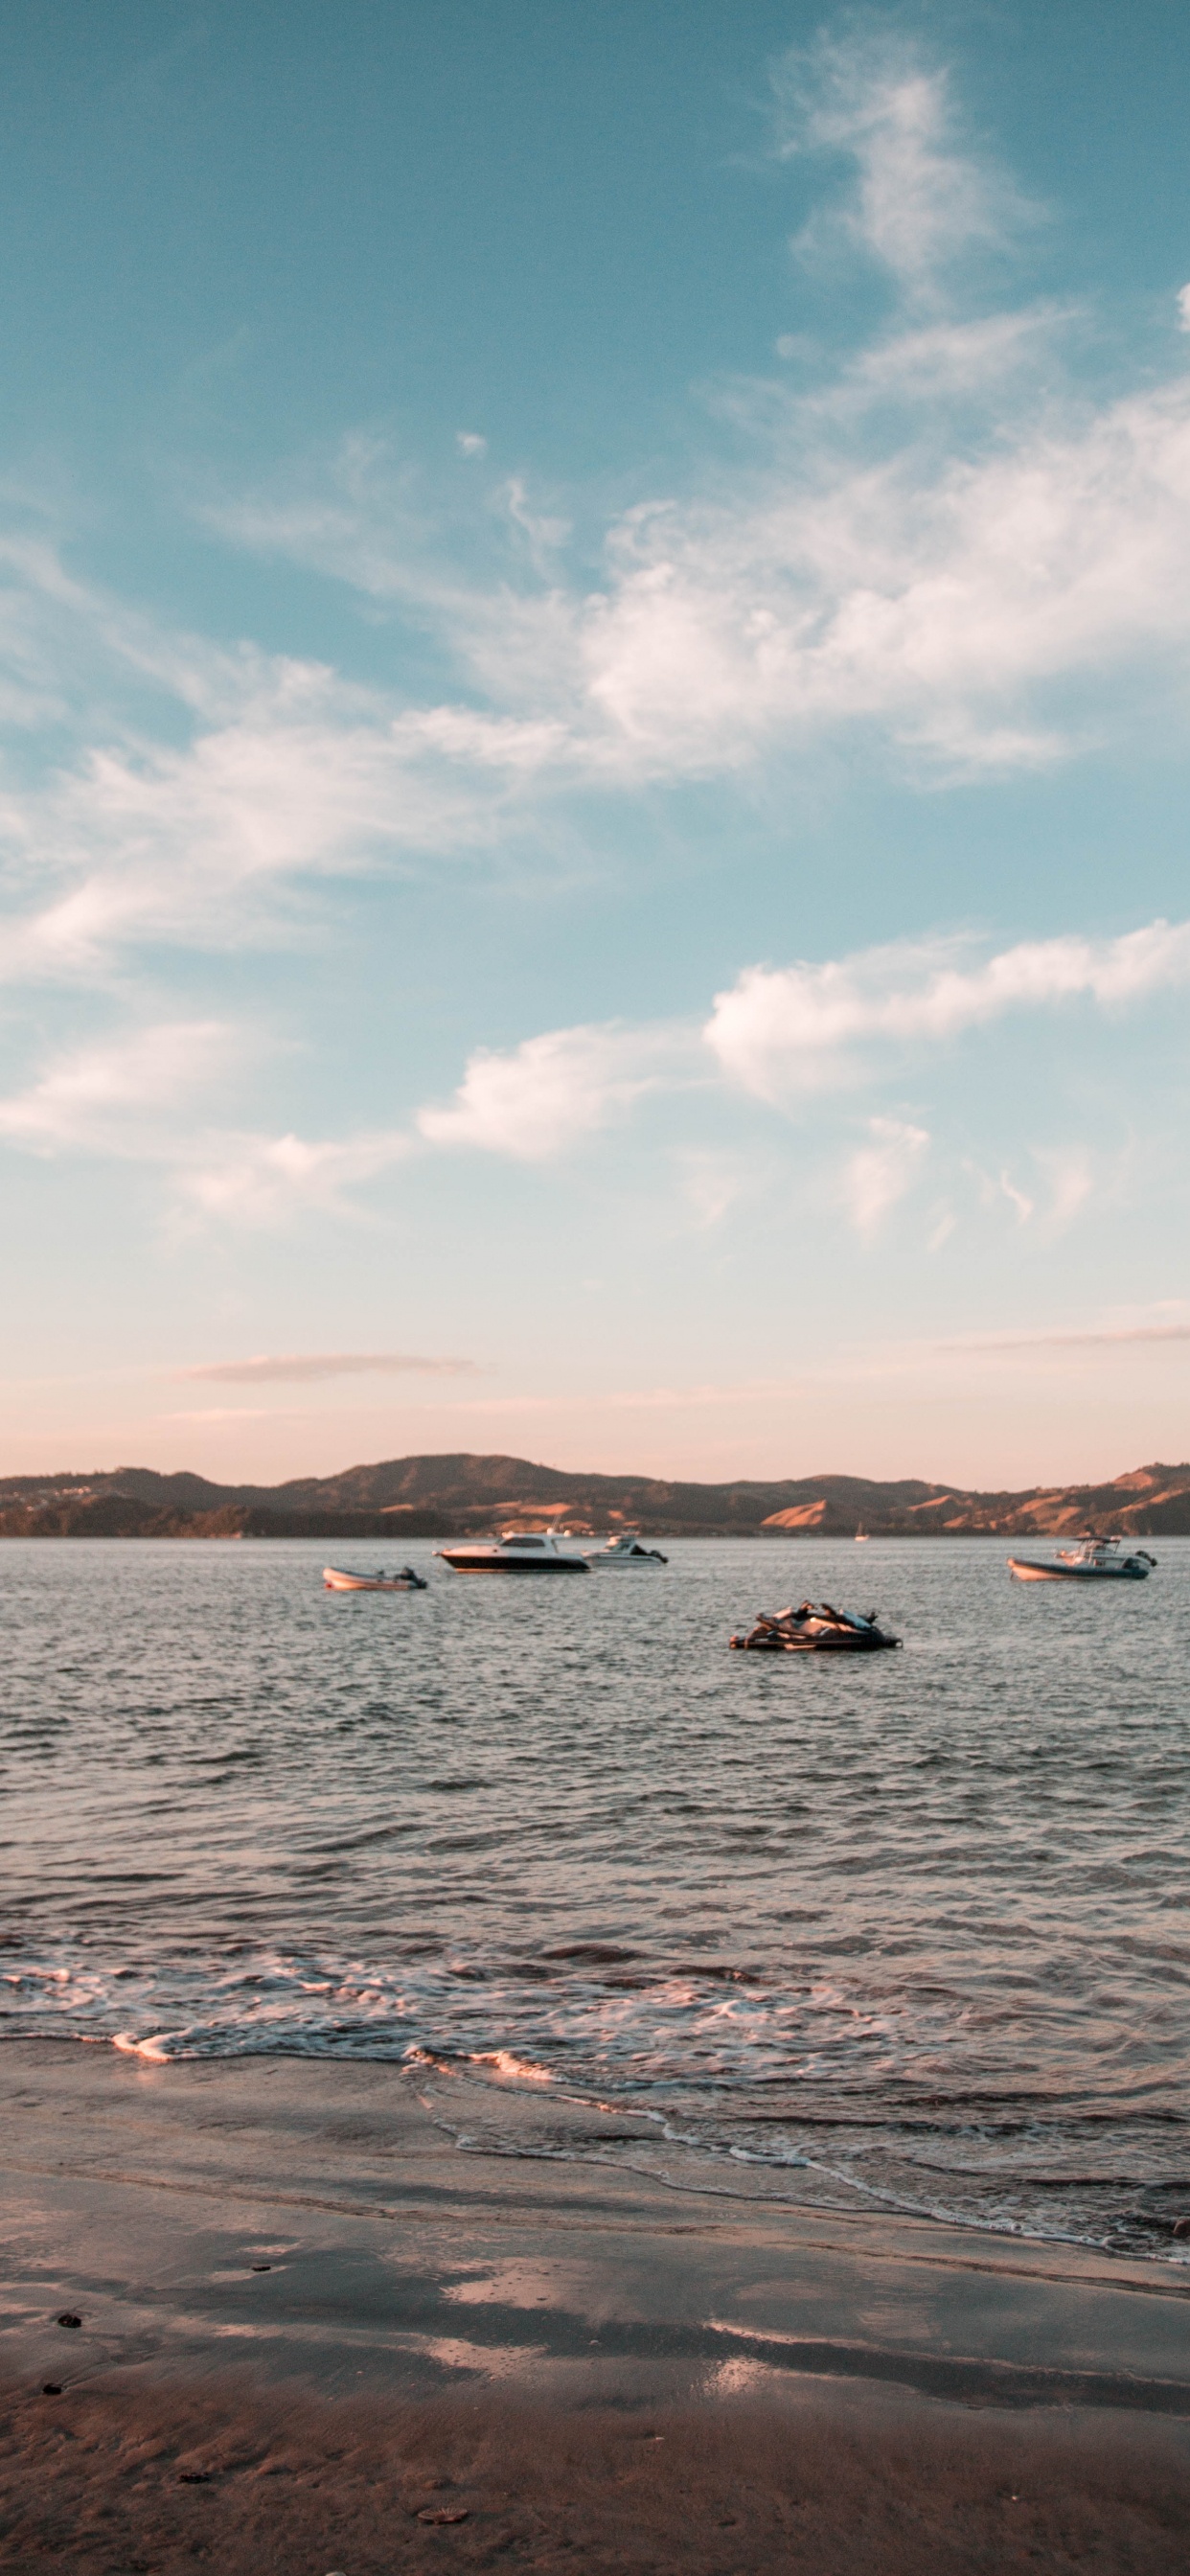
xmin=1008 ymin=1535 xmax=1156 ymax=1582
xmin=730 ymin=1600 xmax=900 ymax=1653
xmin=323 ymin=1565 xmax=427 ymax=1592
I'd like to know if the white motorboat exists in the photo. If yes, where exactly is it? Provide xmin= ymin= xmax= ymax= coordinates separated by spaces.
xmin=323 ymin=1565 xmax=427 ymax=1592
xmin=434 ymin=1530 xmax=590 ymax=1575
xmin=1007 ymin=1535 xmax=1156 ymax=1583
xmin=586 ymin=1531 xmax=668 ymax=1566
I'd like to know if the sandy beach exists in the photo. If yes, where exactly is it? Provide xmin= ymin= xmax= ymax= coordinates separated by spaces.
xmin=2 ymin=2039 xmax=1188 ymax=2570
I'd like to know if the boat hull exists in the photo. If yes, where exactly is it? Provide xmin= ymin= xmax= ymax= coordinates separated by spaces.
xmin=731 ymin=1631 xmax=898 ymax=1651
xmin=437 ymin=1552 xmax=589 ymax=1574
xmin=323 ymin=1567 xmax=426 ymax=1591
xmin=589 ymin=1556 xmax=667 ymax=1568
xmin=1008 ymin=1557 xmax=1150 ymax=1581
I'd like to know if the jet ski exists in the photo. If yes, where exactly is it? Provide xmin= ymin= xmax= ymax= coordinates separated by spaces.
xmin=730 ymin=1601 xmax=901 ymax=1652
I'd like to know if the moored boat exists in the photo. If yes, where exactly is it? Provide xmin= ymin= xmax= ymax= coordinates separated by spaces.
xmin=323 ymin=1565 xmax=428 ymax=1592
xmin=435 ymin=1530 xmax=590 ymax=1574
xmin=1007 ymin=1535 xmax=1156 ymax=1582
xmin=730 ymin=1600 xmax=900 ymax=1653
xmin=586 ymin=1531 xmax=668 ymax=1566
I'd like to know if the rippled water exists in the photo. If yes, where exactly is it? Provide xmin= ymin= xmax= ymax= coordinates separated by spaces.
xmin=2 ymin=1535 xmax=1188 ymax=2261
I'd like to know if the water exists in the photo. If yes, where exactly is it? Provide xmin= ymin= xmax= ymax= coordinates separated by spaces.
xmin=3 ymin=1536 xmax=1189 ymax=2263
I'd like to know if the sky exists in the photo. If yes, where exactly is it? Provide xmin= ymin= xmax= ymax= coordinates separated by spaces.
xmin=2 ymin=0 xmax=1189 ymax=1490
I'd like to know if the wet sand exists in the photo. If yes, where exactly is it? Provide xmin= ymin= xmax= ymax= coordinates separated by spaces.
xmin=2 ymin=2041 xmax=1189 ymax=2570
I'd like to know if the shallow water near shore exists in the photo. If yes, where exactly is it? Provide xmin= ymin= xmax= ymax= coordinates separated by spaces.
xmin=2 ymin=1534 xmax=1188 ymax=2263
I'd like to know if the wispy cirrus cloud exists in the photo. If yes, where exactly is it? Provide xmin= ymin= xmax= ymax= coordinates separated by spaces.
xmin=840 ymin=1116 xmax=929 ymax=1240
xmin=0 ymin=1021 xmax=237 ymax=1153
xmin=197 ymin=333 xmax=1190 ymax=796
xmin=771 ymin=27 xmax=1037 ymax=298
xmin=3 ymin=34 xmax=1190 ymax=1029
xmin=179 ymin=1351 xmax=477 ymax=1383
xmin=938 ymin=1304 xmax=1190 ymax=1354
xmin=0 ymin=653 xmax=567 ymax=985
xmin=0 ymin=1016 xmax=417 ymax=1230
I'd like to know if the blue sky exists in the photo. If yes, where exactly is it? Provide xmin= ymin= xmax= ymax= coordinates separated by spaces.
xmin=3 ymin=0 xmax=1189 ymax=1486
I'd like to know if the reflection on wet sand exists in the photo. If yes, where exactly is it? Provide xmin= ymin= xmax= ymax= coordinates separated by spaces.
xmin=1 ymin=2044 xmax=1189 ymax=2567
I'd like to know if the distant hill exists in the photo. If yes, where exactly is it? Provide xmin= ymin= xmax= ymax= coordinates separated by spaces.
xmin=2 ymin=1453 xmax=1189 ymax=1538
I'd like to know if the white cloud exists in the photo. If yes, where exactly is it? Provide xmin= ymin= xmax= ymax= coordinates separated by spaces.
xmin=178 ymin=1126 xmax=412 ymax=1225
xmin=0 ymin=1021 xmax=234 ymax=1154
xmin=997 ymin=1169 xmax=1035 ymax=1225
xmin=0 ymin=34 xmax=1182 ymax=1024
xmin=501 ymin=477 xmax=571 ymax=570
xmin=0 ymin=669 xmax=568 ymax=983
xmin=417 ymin=1021 xmax=691 ymax=1160
xmin=705 ymin=918 xmax=1190 ymax=1101
xmin=673 ymin=1147 xmax=755 ymax=1230
xmin=0 ymin=1018 xmax=418 ymax=1230
xmin=561 ymin=372 xmax=1190 ymax=775
xmin=165 ymin=61 xmax=1190 ymax=806
xmin=771 ymin=29 xmax=1034 ymax=298
xmin=840 ymin=1116 xmax=929 ymax=1238
xmin=1032 ymin=1143 xmax=1095 ymax=1230
xmin=1179 ymin=286 xmax=1190 ymax=334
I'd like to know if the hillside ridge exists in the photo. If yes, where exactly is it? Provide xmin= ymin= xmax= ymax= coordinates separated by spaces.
xmin=1 ymin=1454 xmax=1188 ymax=1538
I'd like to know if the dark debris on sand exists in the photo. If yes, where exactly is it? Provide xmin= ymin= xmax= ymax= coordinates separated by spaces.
xmin=0 ymin=2372 xmax=1188 ymax=2573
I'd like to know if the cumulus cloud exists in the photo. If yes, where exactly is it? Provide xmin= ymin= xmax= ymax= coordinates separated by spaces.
xmin=179 ymin=1351 xmax=476 ymax=1383
xmin=705 ymin=918 xmax=1190 ymax=1101
xmin=417 ymin=1021 xmax=692 ymax=1160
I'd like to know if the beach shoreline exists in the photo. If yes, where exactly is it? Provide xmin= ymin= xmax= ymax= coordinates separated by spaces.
xmin=2 ymin=2039 xmax=1188 ymax=2568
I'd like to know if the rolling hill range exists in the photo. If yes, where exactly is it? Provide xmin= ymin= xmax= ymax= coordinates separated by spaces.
xmin=1 ymin=1453 xmax=1189 ymax=1538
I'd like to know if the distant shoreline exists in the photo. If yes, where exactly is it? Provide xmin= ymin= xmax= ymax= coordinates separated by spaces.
xmin=0 ymin=1525 xmax=1164 ymax=1542
xmin=2 ymin=1445 xmax=1187 ymax=1540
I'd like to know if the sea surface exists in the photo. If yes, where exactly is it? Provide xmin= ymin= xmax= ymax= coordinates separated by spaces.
xmin=3 ymin=1535 xmax=1188 ymax=2263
